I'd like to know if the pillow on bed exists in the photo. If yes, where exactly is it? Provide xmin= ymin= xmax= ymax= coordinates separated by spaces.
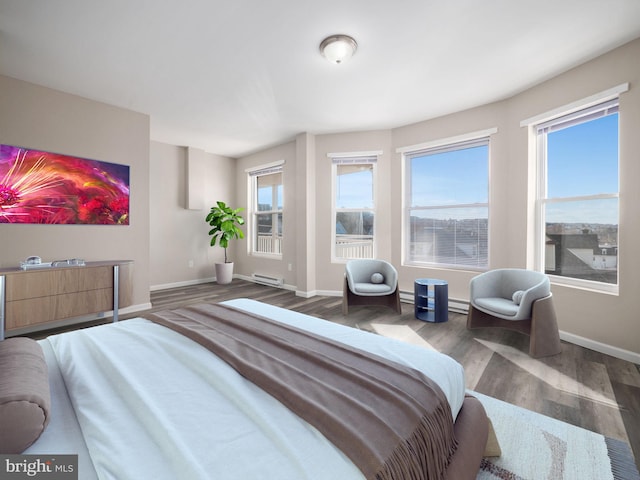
xmin=0 ymin=337 xmax=51 ymax=454
xmin=370 ymin=272 xmax=384 ymax=284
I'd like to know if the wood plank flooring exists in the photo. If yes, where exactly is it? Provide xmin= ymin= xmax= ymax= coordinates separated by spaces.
xmin=46 ymin=279 xmax=640 ymax=469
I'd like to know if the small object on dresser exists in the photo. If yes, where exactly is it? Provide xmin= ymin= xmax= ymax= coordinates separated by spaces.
xmin=19 ymin=256 xmax=52 ymax=270
xmin=52 ymin=258 xmax=86 ymax=267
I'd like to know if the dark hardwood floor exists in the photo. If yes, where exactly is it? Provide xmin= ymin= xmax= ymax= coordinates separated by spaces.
xmin=45 ymin=279 xmax=640 ymax=468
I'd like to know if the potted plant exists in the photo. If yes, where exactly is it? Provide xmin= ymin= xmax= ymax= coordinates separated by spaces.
xmin=205 ymin=201 xmax=245 ymax=284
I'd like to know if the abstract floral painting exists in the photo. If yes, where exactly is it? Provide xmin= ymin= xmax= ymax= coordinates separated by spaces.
xmin=0 ymin=144 xmax=130 ymax=225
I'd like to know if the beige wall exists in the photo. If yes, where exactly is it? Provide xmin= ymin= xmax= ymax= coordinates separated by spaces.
xmin=313 ymin=130 xmax=393 ymax=293
xmin=508 ymin=39 xmax=640 ymax=357
xmin=232 ymin=130 xmax=394 ymax=294
xmin=149 ymin=142 xmax=235 ymax=288
xmin=234 ymin=38 xmax=640 ymax=358
xmin=293 ymin=133 xmax=317 ymax=295
xmin=233 ymin=141 xmax=298 ymax=287
xmin=0 ymin=75 xmax=151 ymax=310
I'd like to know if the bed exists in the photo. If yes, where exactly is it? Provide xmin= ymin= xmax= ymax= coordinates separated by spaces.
xmin=12 ymin=298 xmax=489 ymax=479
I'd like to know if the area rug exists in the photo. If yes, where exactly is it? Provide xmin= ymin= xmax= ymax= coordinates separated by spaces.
xmin=472 ymin=391 xmax=639 ymax=480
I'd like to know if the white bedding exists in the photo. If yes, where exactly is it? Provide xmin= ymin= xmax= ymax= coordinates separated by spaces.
xmin=26 ymin=298 xmax=466 ymax=480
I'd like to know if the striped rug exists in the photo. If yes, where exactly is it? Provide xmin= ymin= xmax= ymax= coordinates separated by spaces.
xmin=472 ymin=391 xmax=639 ymax=480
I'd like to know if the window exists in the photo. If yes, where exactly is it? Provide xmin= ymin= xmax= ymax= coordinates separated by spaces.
xmin=248 ymin=163 xmax=283 ymax=256
xmin=402 ymin=132 xmax=492 ymax=269
xmin=331 ymin=155 xmax=377 ymax=261
xmin=535 ymin=99 xmax=620 ymax=289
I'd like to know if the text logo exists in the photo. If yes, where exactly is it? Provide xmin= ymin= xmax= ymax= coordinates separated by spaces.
xmin=0 ymin=455 xmax=77 ymax=480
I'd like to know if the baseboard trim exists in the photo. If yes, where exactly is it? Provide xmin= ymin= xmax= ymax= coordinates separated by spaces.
xmin=315 ymin=289 xmax=341 ymax=297
xmin=559 ymin=331 xmax=640 ymax=365
xmin=295 ymin=290 xmax=316 ymax=298
xmin=235 ymin=274 xmax=297 ymax=292
xmin=150 ymin=277 xmax=215 ymax=291
xmin=447 ymin=299 xmax=469 ymax=314
xmin=118 ymin=302 xmax=153 ymax=315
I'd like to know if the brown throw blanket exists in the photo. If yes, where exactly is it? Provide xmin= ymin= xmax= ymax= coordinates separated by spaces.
xmin=148 ymin=303 xmax=458 ymax=480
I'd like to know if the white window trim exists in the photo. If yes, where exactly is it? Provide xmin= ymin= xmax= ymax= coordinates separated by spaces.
xmin=396 ymin=128 xmax=497 ymax=154
xmin=327 ymin=150 xmax=383 ymax=159
xmin=520 ymin=83 xmax=628 ymax=128
xmin=246 ymin=161 xmax=284 ymax=259
xmin=525 ymin=91 xmax=623 ymax=294
xmin=330 ymin=153 xmax=379 ymax=263
xmin=245 ymin=159 xmax=285 ymax=175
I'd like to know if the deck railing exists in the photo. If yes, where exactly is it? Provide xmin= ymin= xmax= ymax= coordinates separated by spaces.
xmin=335 ymin=235 xmax=374 ymax=259
xmin=256 ymin=235 xmax=282 ymax=254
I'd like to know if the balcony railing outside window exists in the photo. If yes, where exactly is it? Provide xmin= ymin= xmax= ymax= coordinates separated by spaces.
xmin=335 ymin=235 xmax=374 ymax=259
xmin=256 ymin=234 xmax=283 ymax=255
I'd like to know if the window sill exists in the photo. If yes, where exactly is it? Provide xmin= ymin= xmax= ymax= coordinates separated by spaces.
xmin=250 ymin=252 xmax=283 ymax=260
xmin=548 ymin=274 xmax=618 ymax=296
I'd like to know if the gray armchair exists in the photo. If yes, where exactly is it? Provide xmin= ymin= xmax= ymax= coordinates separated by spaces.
xmin=343 ymin=259 xmax=401 ymax=315
xmin=467 ymin=269 xmax=562 ymax=358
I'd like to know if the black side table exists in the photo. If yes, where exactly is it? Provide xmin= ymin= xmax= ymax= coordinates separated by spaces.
xmin=414 ymin=278 xmax=448 ymax=323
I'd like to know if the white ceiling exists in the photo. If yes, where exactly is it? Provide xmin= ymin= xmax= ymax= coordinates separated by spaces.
xmin=1 ymin=0 xmax=640 ymax=158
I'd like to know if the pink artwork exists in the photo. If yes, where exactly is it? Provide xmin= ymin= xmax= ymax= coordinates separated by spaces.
xmin=0 ymin=144 xmax=130 ymax=225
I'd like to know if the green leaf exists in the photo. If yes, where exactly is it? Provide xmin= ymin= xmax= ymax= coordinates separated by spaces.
xmin=205 ymin=201 xmax=245 ymax=260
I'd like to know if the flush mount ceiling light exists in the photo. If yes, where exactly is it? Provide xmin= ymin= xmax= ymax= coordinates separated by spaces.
xmin=319 ymin=34 xmax=358 ymax=64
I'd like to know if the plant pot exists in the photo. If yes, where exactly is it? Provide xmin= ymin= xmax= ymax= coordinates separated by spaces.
xmin=215 ymin=262 xmax=234 ymax=284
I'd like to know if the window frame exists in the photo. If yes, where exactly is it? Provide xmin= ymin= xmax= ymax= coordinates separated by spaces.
xmin=246 ymin=161 xmax=284 ymax=258
xmin=531 ymin=97 xmax=622 ymax=294
xmin=399 ymin=128 xmax=495 ymax=270
xmin=329 ymin=152 xmax=380 ymax=263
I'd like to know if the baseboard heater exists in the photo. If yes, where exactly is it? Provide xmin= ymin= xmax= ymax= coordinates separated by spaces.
xmin=251 ymin=273 xmax=284 ymax=287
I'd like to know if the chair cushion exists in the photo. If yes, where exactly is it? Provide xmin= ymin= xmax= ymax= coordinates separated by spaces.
xmin=474 ymin=297 xmax=519 ymax=318
xmin=512 ymin=290 xmax=524 ymax=305
xmin=353 ymin=282 xmax=393 ymax=295
xmin=370 ymin=273 xmax=384 ymax=284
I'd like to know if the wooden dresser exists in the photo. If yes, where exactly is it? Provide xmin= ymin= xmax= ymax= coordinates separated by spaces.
xmin=0 ymin=260 xmax=133 ymax=339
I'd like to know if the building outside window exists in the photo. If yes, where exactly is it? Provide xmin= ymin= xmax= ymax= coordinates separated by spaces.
xmin=248 ymin=163 xmax=283 ymax=256
xmin=534 ymin=97 xmax=620 ymax=289
xmin=331 ymin=154 xmax=377 ymax=261
xmin=401 ymin=131 xmax=492 ymax=269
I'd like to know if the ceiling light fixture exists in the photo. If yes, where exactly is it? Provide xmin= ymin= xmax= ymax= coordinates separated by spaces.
xmin=319 ymin=34 xmax=357 ymax=64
